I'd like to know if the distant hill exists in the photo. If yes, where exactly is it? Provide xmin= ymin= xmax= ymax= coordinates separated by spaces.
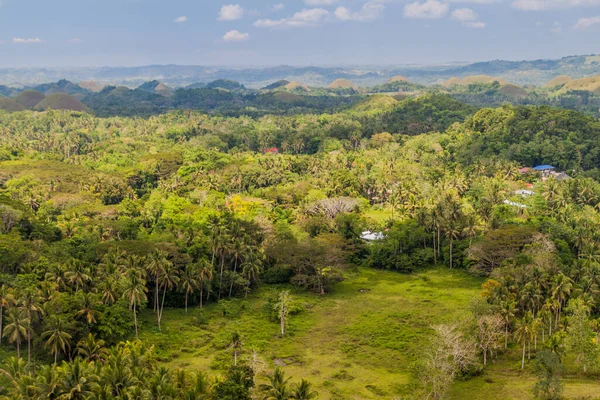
xmin=14 ymin=90 xmax=46 ymax=109
xmin=136 ymin=80 xmax=174 ymax=97
xmin=185 ymin=82 xmax=206 ymax=89
xmin=0 ymin=85 xmax=20 ymax=97
xmin=498 ymin=83 xmax=528 ymax=97
xmin=387 ymin=76 xmax=409 ymax=83
xmin=262 ymin=80 xmax=290 ymax=90
xmin=328 ymin=78 xmax=358 ymax=90
xmin=137 ymin=80 xmax=161 ymax=92
xmin=444 ymin=75 xmax=509 ymax=86
xmin=79 ymin=81 xmax=106 ymax=92
xmin=544 ymin=75 xmax=572 ymax=88
xmin=1 ymin=54 xmax=600 ymax=87
xmin=0 ymin=97 xmax=26 ymax=112
xmin=206 ymin=79 xmax=244 ymax=90
xmin=32 ymin=79 xmax=88 ymax=96
xmin=558 ymin=75 xmax=600 ymax=95
xmin=34 ymin=93 xmax=90 ymax=112
xmin=154 ymin=83 xmax=174 ymax=97
xmin=284 ymin=81 xmax=309 ymax=92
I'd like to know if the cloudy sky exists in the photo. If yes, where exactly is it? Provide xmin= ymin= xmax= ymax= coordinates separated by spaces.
xmin=0 ymin=0 xmax=599 ymax=67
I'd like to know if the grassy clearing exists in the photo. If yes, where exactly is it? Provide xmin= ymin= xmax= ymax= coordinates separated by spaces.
xmin=140 ymin=267 xmax=483 ymax=399
xmin=140 ymin=267 xmax=600 ymax=399
xmin=449 ymin=357 xmax=600 ymax=400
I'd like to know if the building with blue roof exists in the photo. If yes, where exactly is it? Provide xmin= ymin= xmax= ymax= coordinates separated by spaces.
xmin=533 ymin=165 xmax=555 ymax=171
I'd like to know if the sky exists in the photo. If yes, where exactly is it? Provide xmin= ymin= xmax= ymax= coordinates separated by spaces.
xmin=0 ymin=0 xmax=600 ymax=67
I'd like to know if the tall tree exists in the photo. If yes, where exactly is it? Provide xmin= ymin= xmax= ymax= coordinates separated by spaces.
xmin=42 ymin=317 xmax=72 ymax=365
xmin=179 ymin=265 xmax=199 ymax=315
xmin=122 ymin=268 xmax=147 ymax=339
xmin=274 ymin=290 xmax=292 ymax=337
xmin=0 ymin=284 xmax=13 ymax=346
xmin=157 ymin=260 xmax=179 ymax=330
xmin=197 ymin=261 xmax=214 ymax=309
xmin=230 ymin=331 xmax=242 ymax=366
xmin=3 ymin=308 xmax=28 ymax=359
xmin=20 ymin=287 xmax=43 ymax=363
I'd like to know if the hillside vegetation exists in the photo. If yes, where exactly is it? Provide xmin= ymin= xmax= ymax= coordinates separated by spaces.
xmin=3 ymin=91 xmax=600 ymax=400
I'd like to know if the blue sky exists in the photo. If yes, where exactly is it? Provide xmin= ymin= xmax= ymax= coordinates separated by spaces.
xmin=0 ymin=0 xmax=599 ymax=67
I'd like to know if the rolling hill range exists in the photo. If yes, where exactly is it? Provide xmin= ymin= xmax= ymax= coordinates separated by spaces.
xmin=1 ymin=54 xmax=600 ymax=88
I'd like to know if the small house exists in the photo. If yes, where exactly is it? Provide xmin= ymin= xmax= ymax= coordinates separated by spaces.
xmin=361 ymin=231 xmax=384 ymax=241
xmin=515 ymin=190 xmax=534 ymax=196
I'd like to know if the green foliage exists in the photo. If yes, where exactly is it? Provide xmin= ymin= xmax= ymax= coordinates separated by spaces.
xmin=532 ymin=350 xmax=563 ymax=400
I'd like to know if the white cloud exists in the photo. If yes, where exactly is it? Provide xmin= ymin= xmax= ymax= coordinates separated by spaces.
xmin=574 ymin=16 xmax=600 ymax=29
xmin=254 ymin=8 xmax=330 ymax=28
xmin=451 ymin=7 xmax=486 ymax=27
xmin=334 ymin=1 xmax=385 ymax=21
xmin=404 ymin=0 xmax=449 ymax=19
xmin=68 ymin=38 xmax=83 ymax=43
xmin=451 ymin=8 xmax=478 ymax=21
xmin=512 ymin=0 xmax=600 ymax=10
xmin=13 ymin=38 xmax=44 ymax=44
xmin=305 ymin=0 xmax=340 ymax=5
xmin=219 ymin=4 xmax=244 ymax=21
xmin=223 ymin=30 xmax=249 ymax=41
xmin=271 ymin=3 xmax=285 ymax=11
xmin=174 ymin=16 xmax=188 ymax=23
xmin=465 ymin=21 xmax=486 ymax=27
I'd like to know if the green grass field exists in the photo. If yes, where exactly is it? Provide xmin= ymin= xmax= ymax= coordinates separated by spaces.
xmin=136 ymin=267 xmax=586 ymax=399
xmin=2 ymin=267 xmax=598 ymax=398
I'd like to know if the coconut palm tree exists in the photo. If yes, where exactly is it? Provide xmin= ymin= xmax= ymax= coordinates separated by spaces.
xmin=551 ymin=273 xmax=573 ymax=326
xmin=33 ymin=364 xmax=61 ymax=400
xmin=76 ymin=333 xmax=108 ymax=362
xmin=197 ymin=261 xmax=214 ymax=309
xmin=122 ymin=268 xmax=147 ymax=339
xmin=65 ymin=259 xmax=91 ymax=293
xmin=3 ymin=308 xmax=29 ymax=359
xmin=0 ymin=284 xmax=13 ymax=346
xmin=42 ymin=317 xmax=72 ymax=365
xmin=261 ymin=368 xmax=291 ymax=400
xmin=57 ymin=358 xmax=99 ymax=399
xmin=515 ymin=312 xmax=534 ymax=370
xmin=499 ymin=300 xmax=515 ymax=349
xmin=75 ymin=292 xmax=101 ymax=326
xmin=146 ymin=250 xmax=168 ymax=313
xmin=179 ymin=265 xmax=199 ymax=315
xmin=157 ymin=260 xmax=179 ymax=330
xmin=230 ymin=331 xmax=242 ymax=366
xmin=290 ymin=379 xmax=317 ymax=400
xmin=20 ymin=287 xmax=44 ymax=363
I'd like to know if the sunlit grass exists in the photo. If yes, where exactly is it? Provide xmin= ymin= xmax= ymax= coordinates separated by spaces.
xmin=140 ymin=267 xmax=485 ymax=399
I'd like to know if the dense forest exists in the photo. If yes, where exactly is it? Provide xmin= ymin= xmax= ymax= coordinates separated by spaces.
xmin=2 ymin=91 xmax=600 ymax=399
